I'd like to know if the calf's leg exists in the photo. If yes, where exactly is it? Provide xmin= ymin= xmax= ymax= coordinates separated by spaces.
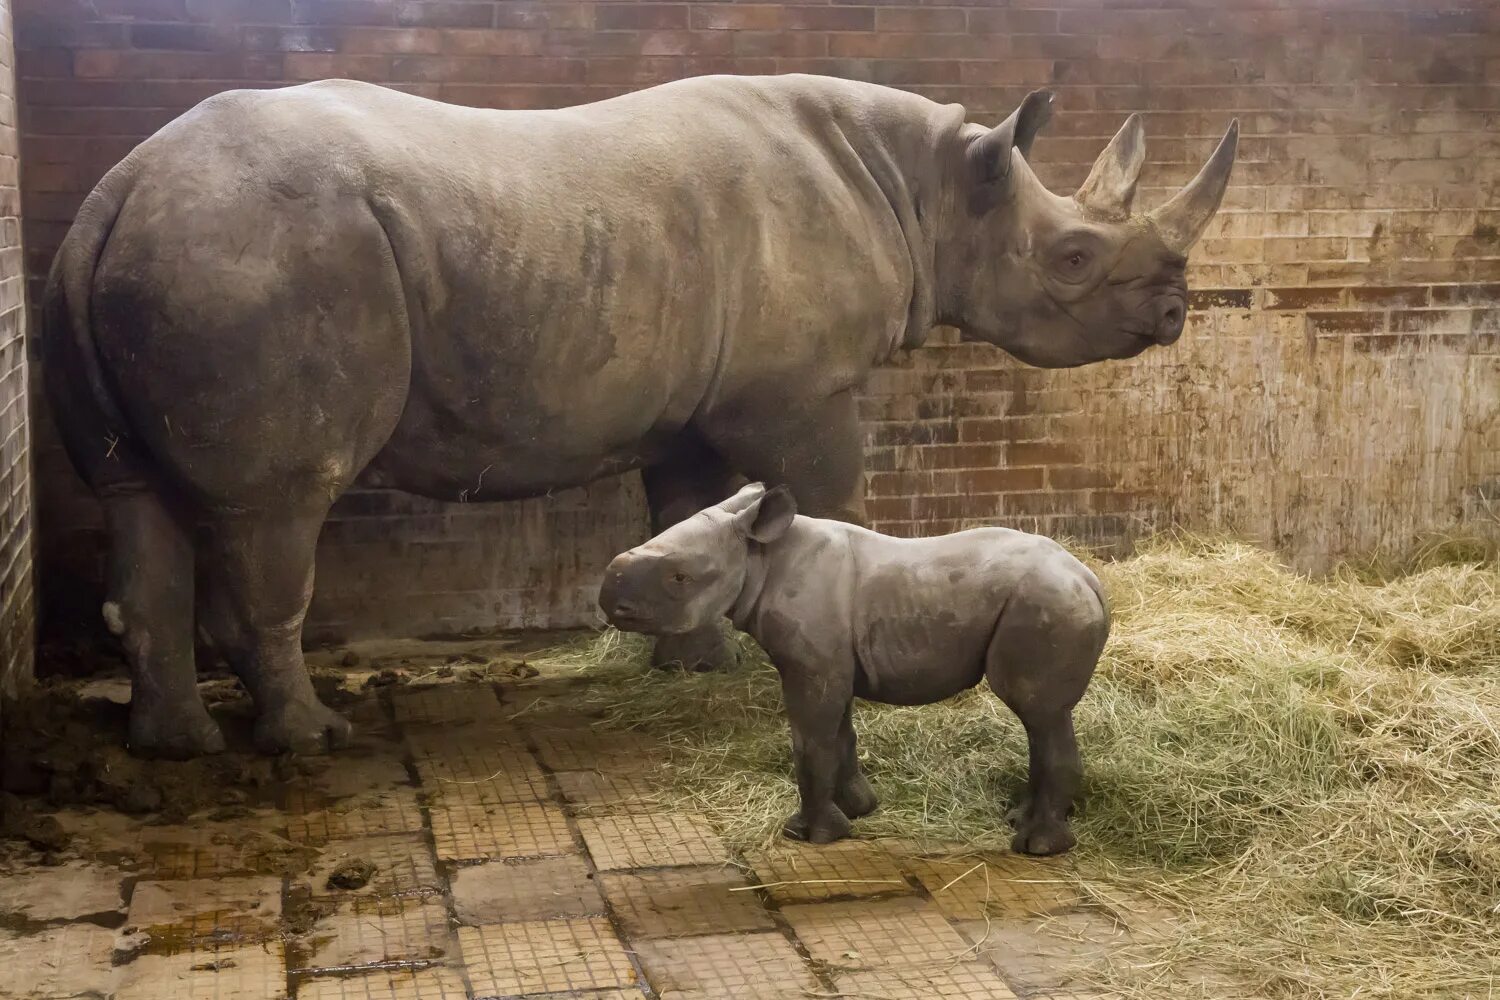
xmin=199 ymin=507 xmax=350 ymax=755
xmin=641 ymin=437 xmax=737 ymax=671
xmin=984 ymin=566 xmax=1107 ymax=856
xmin=780 ymin=679 xmax=855 ymax=844
xmin=102 ymin=490 xmax=225 ymax=758
xmin=833 ymin=702 xmax=878 ymax=820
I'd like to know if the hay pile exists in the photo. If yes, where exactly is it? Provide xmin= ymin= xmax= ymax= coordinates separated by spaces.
xmin=549 ymin=537 xmax=1500 ymax=999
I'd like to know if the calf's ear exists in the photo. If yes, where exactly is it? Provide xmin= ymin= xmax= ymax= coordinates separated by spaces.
xmin=734 ymin=485 xmax=798 ymax=543
xmin=719 ymin=482 xmax=769 ymax=515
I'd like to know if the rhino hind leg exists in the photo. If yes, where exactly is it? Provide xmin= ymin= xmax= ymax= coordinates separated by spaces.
xmin=642 ymin=437 xmax=739 ymax=672
xmin=833 ymin=701 xmax=878 ymax=820
xmin=200 ymin=507 xmax=350 ymax=755
xmin=984 ymin=566 xmax=1106 ymax=856
xmin=102 ymin=491 xmax=226 ymax=759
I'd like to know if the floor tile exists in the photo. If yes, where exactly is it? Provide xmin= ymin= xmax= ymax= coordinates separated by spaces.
xmin=429 ymin=794 xmax=575 ymax=862
xmin=451 ymin=856 xmax=606 ymax=924
xmin=296 ymin=966 xmax=470 ymax=1000
xmin=958 ymin=911 xmax=1129 ymax=995
xmin=554 ymin=769 xmax=662 ymax=813
xmin=125 ymin=877 xmax=282 ymax=955
xmin=288 ymin=788 xmax=426 ymax=844
xmin=633 ymin=931 xmax=818 ymax=999
xmin=0 ymin=859 xmax=125 ymax=922
xmin=0 ymin=924 xmax=118 ymax=999
xmin=459 ymin=917 xmax=637 ymax=996
xmin=904 ymin=854 xmax=1082 ymax=920
xmin=743 ymin=840 xmax=910 ymax=903
xmin=529 ymin=727 xmax=663 ymax=773
xmin=115 ymin=941 xmax=288 ymax=1000
xmin=601 ymin=866 xmax=777 ymax=938
xmin=412 ymin=738 xmax=550 ymax=804
xmin=834 ymin=964 xmax=1021 ymax=998
xmin=298 ymin=833 xmax=443 ymax=898
xmin=577 ymin=813 xmax=726 ymax=870
xmin=783 ymin=897 xmax=974 ymax=970
xmin=291 ymin=897 xmax=452 ymax=971
xmin=392 ymin=683 xmax=506 ymax=725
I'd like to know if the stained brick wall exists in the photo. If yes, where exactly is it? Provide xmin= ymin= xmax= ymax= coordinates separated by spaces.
xmin=0 ymin=0 xmax=31 ymax=692
xmin=18 ymin=0 xmax=1500 ymax=643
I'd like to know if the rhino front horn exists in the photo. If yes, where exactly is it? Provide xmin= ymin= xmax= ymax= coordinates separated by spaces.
xmin=1148 ymin=119 xmax=1239 ymax=253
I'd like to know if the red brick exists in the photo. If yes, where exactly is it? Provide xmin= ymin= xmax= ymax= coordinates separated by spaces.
xmin=1306 ymin=311 xmax=1385 ymax=335
xmin=188 ymin=0 xmax=292 ymax=22
xmin=1048 ymin=466 xmax=1114 ymax=490
xmin=598 ymin=5 xmax=690 ymax=31
xmin=1348 ymin=285 xmax=1431 ymax=308
xmin=690 ymin=5 xmax=780 ymax=31
xmin=286 ymin=51 xmax=392 ymax=80
xmin=913 ymin=494 xmax=1003 ymax=521
xmin=338 ymin=26 xmax=444 ymax=54
xmin=440 ymin=29 xmax=544 ymax=56
xmin=1265 ymin=286 xmax=1347 ymax=310
xmin=1007 ymin=443 xmax=1083 ymax=467
xmin=966 ymin=468 xmax=1045 ymax=493
xmin=874 ymin=8 xmax=966 ymax=34
xmin=783 ymin=7 xmax=872 ymax=32
xmin=493 ymin=3 xmax=593 ymax=31
xmin=292 ymin=0 xmax=398 ymax=27
xmin=399 ymin=3 xmax=494 ymax=28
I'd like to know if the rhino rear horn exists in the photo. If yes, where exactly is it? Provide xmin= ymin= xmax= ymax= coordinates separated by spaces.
xmin=1075 ymin=113 xmax=1146 ymax=220
xmin=1148 ymin=119 xmax=1240 ymax=252
xmin=967 ymin=89 xmax=1055 ymax=184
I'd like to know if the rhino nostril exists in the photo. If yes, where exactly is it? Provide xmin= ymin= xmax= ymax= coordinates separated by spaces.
xmin=1157 ymin=302 xmax=1185 ymax=341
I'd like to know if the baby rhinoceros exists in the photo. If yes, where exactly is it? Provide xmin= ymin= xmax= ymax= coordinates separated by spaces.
xmin=598 ymin=483 xmax=1110 ymax=855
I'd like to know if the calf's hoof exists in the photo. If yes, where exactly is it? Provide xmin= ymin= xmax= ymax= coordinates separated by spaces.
xmin=782 ymin=806 xmax=853 ymax=845
xmin=651 ymin=628 xmax=731 ymax=672
xmin=1010 ymin=814 xmax=1076 ymax=856
xmin=836 ymin=773 xmax=879 ymax=820
xmin=254 ymin=697 xmax=352 ymax=755
xmin=128 ymin=699 xmax=227 ymax=760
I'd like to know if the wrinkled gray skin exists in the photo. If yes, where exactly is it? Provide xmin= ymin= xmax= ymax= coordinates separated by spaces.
xmin=600 ymin=483 xmax=1109 ymax=855
xmin=42 ymin=73 xmax=1233 ymax=758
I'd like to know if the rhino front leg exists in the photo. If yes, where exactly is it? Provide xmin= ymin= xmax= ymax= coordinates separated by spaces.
xmin=201 ymin=508 xmax=351 ymax=755
xmin=641 ymin=436 xmax=738 ymax=671
xmin=780 ymin=677 xmax=854 ymax=844
xmin=703 ymin=388 xmax=868 ymax=526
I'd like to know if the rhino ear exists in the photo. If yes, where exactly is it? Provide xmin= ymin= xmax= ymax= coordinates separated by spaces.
xmin=719 ymin=482 xmax=768 ymax=515
xmin=967 ymin=89 xmax=1055 ymax=186
xmin=1075 ymin=113 xmax=1146 ymax=220
xmin=733 ymin=485 xmax=797 ymax=544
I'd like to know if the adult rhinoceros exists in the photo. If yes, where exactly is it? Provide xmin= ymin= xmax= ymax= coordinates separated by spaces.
xmin=43 ymin=74 xmax=1236 ymax=758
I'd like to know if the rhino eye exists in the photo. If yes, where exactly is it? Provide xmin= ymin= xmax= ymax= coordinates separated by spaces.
xmin=1051 ymin=241 xmax=1097 ymax=284
xmin=670 ymin=571 xmax=690 ymax=585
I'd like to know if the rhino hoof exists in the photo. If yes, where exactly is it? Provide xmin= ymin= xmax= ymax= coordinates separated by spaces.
xmin=254 ymin=698 xmax=352 ymax=756
xmin=782 ymin=807 xmax=852 ymax=845
xmin=651 ymin=629 xmax=731 ymax=672
xmin=1010 ymin=816 xmax=1076 ymax=857
xmin=128 ymin=700 xmax=227 ymax=760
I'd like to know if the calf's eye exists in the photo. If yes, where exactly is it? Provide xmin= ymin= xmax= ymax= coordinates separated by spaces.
xmin=671 ymin=572 xmax=689 ymax=584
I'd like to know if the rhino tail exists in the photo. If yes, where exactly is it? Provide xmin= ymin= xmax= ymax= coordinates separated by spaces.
xmin=40 ymin=166 xmax=142 ymax=488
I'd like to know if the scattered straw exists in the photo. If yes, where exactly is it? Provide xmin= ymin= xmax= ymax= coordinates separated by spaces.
xmin=538 ymin=536 xmax=1499 ymax=999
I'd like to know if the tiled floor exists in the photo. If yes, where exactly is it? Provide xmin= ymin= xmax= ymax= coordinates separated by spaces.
xmin=0 ymin=640 xmax=1156 ymax=1000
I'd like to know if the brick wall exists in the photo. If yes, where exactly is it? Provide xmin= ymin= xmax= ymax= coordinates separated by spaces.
xmin=0 ymin=0 xmax=31 ymax=691
xmin=18 ymin=0 xmax=1500 ymax=643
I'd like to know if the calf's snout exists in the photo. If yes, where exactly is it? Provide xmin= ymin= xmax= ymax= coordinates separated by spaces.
xmin=598 ymin=551 xmax=658 ymax=631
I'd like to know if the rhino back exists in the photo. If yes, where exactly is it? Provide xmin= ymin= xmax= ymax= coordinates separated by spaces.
xmin=89 ymin=76 xmax=944 ymax=502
